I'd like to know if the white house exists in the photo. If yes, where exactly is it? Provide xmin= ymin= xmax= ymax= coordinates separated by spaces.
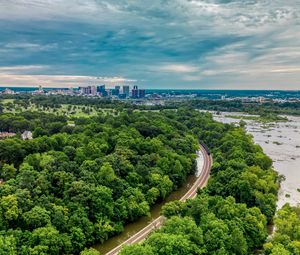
xmin=22 ymin=131 xmax=33 ymax=140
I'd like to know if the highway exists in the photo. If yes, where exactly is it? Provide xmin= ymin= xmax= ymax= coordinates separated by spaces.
xmin=106 ymin=144 xmax=212 ymax=255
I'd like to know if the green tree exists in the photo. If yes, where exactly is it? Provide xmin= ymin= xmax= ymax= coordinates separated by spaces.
xmin=0 ymin=235 xmax=17 ymax=255
xmin=22 ymin=206 xmax=51 ymax=229
xmin=119 ymin=244 xmax=154 ymax=255
xmin=80 ymin=248 xmax=101 ymax=255
xmin=146 ymin=232 xmax=199 ymax=255
xmin=0 ymin=195 xmax=21 ymax=222
xmin=98 ymin=162 xmax=116 ymax=183
xmin=1 ymin=164 xmax=17 ymax=180
xmin=31 ymin=226 xmax=64 ymax=255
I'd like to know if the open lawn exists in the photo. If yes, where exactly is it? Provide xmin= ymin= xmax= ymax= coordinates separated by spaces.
xmin=3 ymin=103 xmax=117 ymax=117
xmin=1 ymin=99 xmax=14 ymax=104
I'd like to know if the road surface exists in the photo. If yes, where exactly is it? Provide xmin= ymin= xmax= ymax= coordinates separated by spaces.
xmin=106 ymin=144 xmax=212 ymax=255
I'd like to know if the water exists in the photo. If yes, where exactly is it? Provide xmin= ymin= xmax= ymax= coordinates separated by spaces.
xmin=212 ymin=112 xmax=300 ymax=208
xmin=94 ymin=152 xmax=204 ymax=254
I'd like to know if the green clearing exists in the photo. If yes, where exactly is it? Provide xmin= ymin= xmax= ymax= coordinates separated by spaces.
xmin=3 ymin=103 xmax=117 ymax=117
xmin=1 ymin=99 xmax=14 ymax=104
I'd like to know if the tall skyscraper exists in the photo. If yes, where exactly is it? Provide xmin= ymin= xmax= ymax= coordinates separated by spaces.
xmin=80 ymin=86 xmax=97 ymax=95
xmin=138 ymin=89 xmax=145 ymax=98
xmin=97 ymin=85 xmax=105 ymax=93
xmin=132 ymin=85 xmax=138 ymax=98
xmin=112 ymin=85 xmax=120 ymax=96
xmin=80 ymin=86 xmax=90 ymax=95
xmin=91 ymin=86 xmax=97 ymax=96
xmin=97 ymin=85 xmax=107 ymax=97
xmin=122 ymin=85 xmax=130 ymax=97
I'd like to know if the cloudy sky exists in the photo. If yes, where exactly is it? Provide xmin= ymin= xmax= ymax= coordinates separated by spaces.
xmin=0 ymin=0 xmax=299 ymax=89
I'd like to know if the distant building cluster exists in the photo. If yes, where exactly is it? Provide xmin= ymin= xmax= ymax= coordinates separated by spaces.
xmin=78 ymin=85 xmax=146 ymax=99
xmin=1 ymin=86 xmax=299 ymax=104
xmin=0 ymin=88 xmax=16 ymax=95
xmin=0 ymin=84 xmax=147 ymax=99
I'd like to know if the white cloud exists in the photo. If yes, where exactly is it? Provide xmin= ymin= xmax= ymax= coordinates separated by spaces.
xmin=4 ymin=42 xmax=57 ymax=51
xmin=0 ymin=65 xmax=47 ymax=72
xmin=0 ymin=73 xmax=135 ymax=88
xmin=159 ymin=64 xmax=199 ymax=73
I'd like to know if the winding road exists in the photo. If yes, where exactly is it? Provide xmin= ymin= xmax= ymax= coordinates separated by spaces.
xmin=106 ymin=144 xmax=213 ymax=255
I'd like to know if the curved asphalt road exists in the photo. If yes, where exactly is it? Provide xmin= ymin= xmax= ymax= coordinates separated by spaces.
xmin=106 ymin=144 xmax=213 ymax=255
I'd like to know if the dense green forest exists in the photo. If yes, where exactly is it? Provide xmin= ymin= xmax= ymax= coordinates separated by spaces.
xmin=119 ymin=110 xmax=281 ymax=255
xmin=0 ymin=97 xmax=294 ymax=254
xmin=0 ymin=109 xmax=202 ymax=254
xmin=165 ymin=99 xmax=300 ymax=116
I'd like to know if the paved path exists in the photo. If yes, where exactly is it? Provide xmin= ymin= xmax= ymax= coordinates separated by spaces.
xmin=106 ymin=144 xmax=213 ymax=255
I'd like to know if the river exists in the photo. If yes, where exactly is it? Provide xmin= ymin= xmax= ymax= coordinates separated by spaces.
xmin=95 ymin=112 xmax=300 ymax=253
xmin=94 ymin=150 xmax=204 ymax=254
xmin=212 ymin=112 xmax=300 ymax=208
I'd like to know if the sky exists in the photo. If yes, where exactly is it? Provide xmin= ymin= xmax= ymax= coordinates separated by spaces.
xmin=0 ymin=0 xmax=299 ymax=89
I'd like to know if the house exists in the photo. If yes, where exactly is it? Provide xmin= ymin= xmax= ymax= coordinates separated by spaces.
xmin=22 ymin=131 xmax=33 ymax=140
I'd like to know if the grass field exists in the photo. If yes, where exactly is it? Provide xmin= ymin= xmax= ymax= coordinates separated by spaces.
xmin=1 ymin=99 xmax=14 ymax=104
xmin=2 ymin=103 xmax=117 ymax=118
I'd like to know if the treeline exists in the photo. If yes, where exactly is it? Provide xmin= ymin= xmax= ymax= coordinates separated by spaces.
xmin=166 ymin=99 xmax=300 ymax=116
xmin=2 ymin=94 xmax=299 ymax=116
xmin=0 ymin=112 xmax=68 ymax=134
xmin=264 ymin=204 xmax=300 ymax=254
xmin=0 ymin=94 xmax=130 ymax=110
xmin=0 ymin=109 xmax=203 ymax=254
xmin=120 ymin=110 xmax=280 ymax=255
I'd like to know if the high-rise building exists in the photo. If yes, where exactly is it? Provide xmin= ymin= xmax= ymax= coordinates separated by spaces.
xmin=132 ymin=85 xmax=138 ymax=98
xmin=80 ymin=86 xmax=90 ymax=95
xmin=105 ymin=89 xmax=111 ymax=97
xmin=122 ymin=85 xmax=130 ymax=97
xmin=79 ymin=86 xmax=96 ymax=95
xmin=97 ymin=85 xmax=107 ymax=97
xmin=111 ymin=85 xmax=120 ymax=96
xmin=97 ymin=85 xmax=105 ymax=93
xmin=91 ymin=86 xmax=97 ymax=96
xmin=138 ymin=89 xmax=145 ymax=98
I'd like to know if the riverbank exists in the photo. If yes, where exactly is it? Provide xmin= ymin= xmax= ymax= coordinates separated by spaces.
xmin=212 ymin=111 xmax=300 ymax=208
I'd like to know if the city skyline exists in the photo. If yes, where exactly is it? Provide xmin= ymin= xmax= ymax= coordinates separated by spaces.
xmin=0 ymin=1 xmax=299 ymax=89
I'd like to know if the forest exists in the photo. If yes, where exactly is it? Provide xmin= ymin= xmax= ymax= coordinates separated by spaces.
xmin=0 ymin=96 xmax=297 ymax=254
xmin=165 ymin=99 xmax=300 ymax=116
xmin=0 ymin=108 xmax=199 ymax=254
xmin=119 ymin=110 xmax=282 ymax=255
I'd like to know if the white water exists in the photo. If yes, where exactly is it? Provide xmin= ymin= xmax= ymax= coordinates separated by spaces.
xmin=212 ymin=112 xmax=300 ymax=209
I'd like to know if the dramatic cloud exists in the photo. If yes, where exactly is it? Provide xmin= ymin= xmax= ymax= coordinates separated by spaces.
xmin=0 ymin=0 xmax=299 ymax=89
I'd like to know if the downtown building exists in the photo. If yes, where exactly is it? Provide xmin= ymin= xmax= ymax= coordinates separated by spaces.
xmin=80 ymin=86 xmax=97 ymax=96
xmin=131 ymin=85 xmax=145 ymax=99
